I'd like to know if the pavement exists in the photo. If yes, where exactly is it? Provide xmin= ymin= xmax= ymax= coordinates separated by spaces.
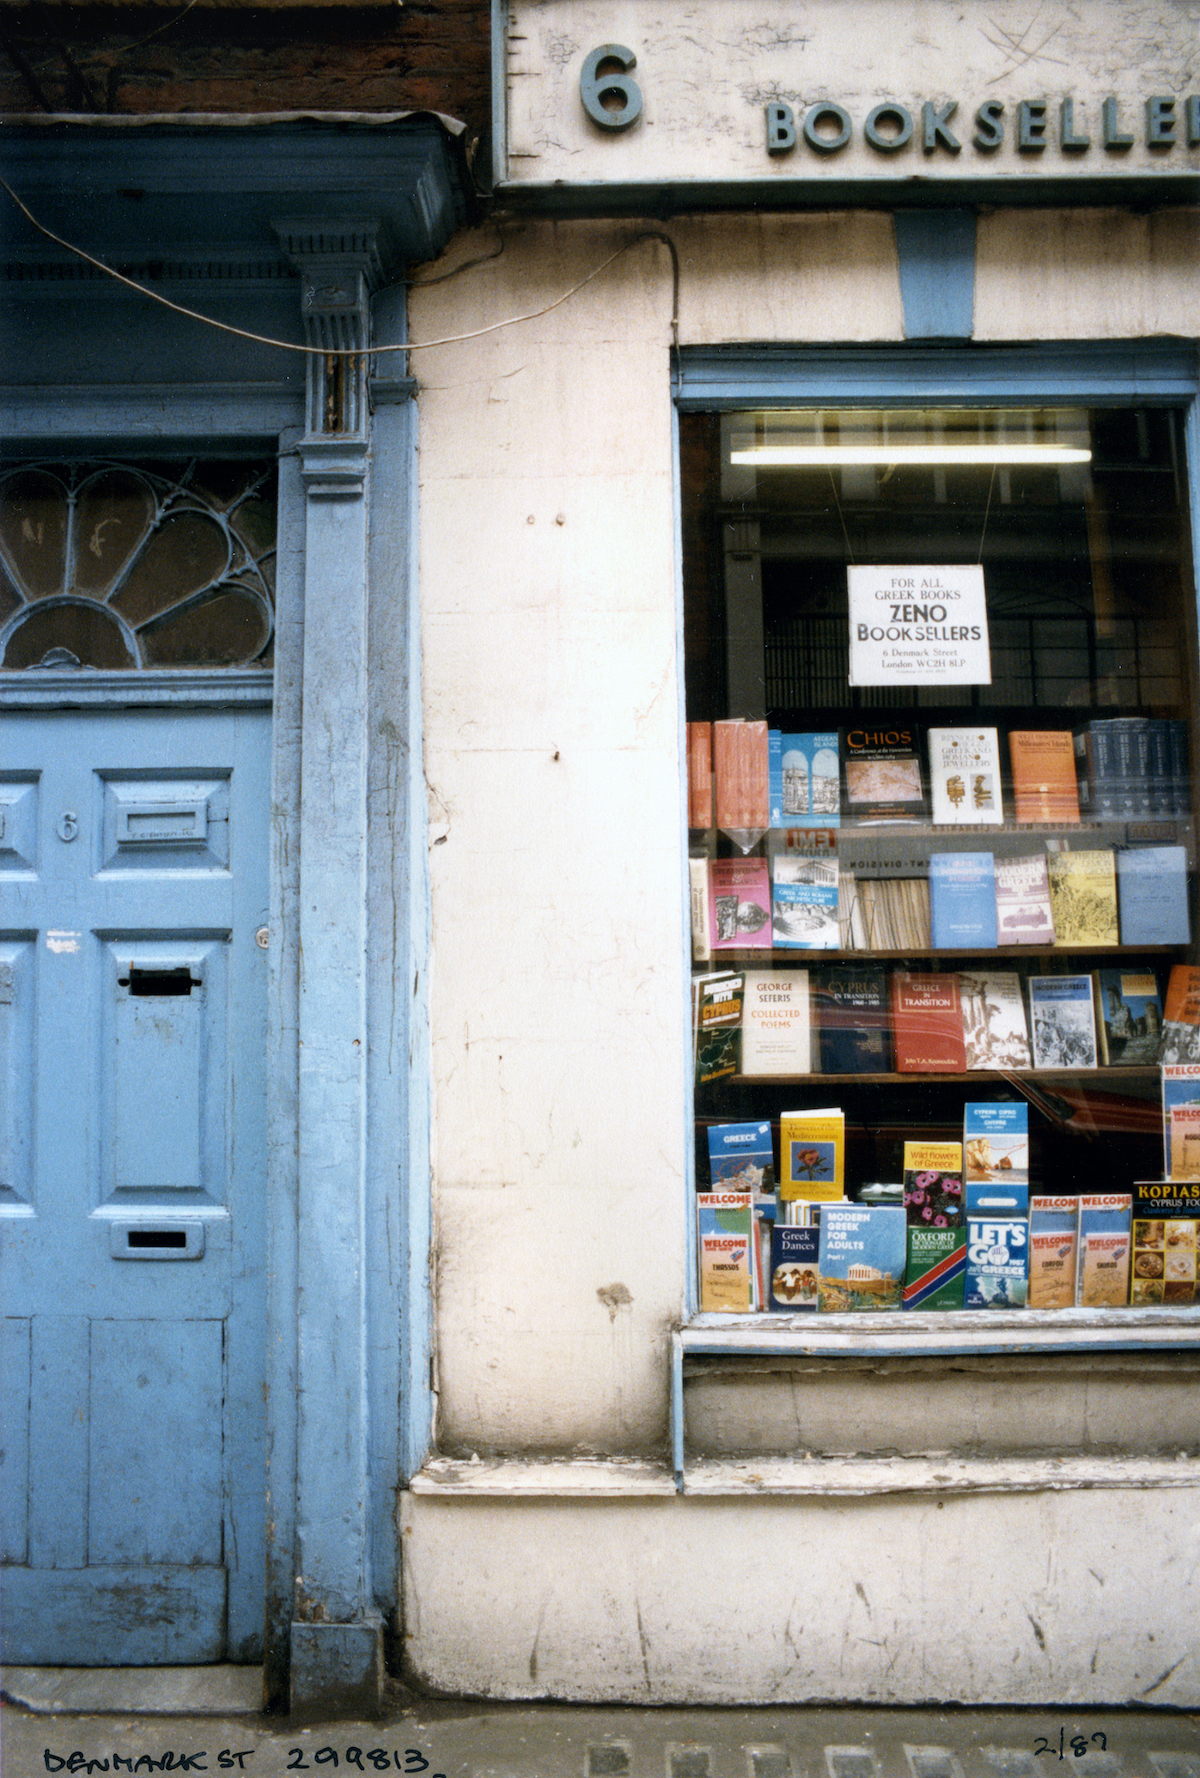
xmin=2 ymin=1669 xmax=1199 ymax=1778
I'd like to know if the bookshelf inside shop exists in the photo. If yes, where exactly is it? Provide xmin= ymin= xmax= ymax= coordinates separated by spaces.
xmin=683 ymin=404 xmax=1200 ymax=1319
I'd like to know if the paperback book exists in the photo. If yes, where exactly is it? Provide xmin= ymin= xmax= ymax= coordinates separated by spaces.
xmin=769 ymin=731 xmax=840 ymax=827
xmin=780 ymin=1107 xmax=845 ymax=1202
xmin=697 ymin=1191 xmax=754 ymax=1313
xmin=769 ymin=1223 xmax=821 ymax=1310
xmin=817 ymin=1204 xmax=906 ymax=1311
xmin=927 ymin=728 xmax=1002 ymax=825
xmin=1130 ymin=1181 xmax=1200 ymax=1305
xmin=902 ymin=1226 xmax=967 ymax=1309
xmin=1093 ymin=968 xmax=1163 ymax=1066
xmin=1027 ymin=1196 xmax=1079 ymax=1309
xmin=770 ymin=842 xmax=839 ymax=950
xmin=1116 ymin=846 xmax=1190 ymax=947
xmin=740 ymin=969 xmax=811 ymax=1076
xmin=1076 ymin=1194 xmax=1132 ymax=1307
xmin=1007 ymin=730 xmax=1081 ymax=824
xmin=688 ymin=855 xmax=711 ymax=965
xmin=706 ymin=1120 xmax=775 ymax=1203
xmin=712 ymin=719 xmax=769 ymax=849
xmin=1028 ymin=974 xmax=1098 ymax=1070
xmin=963 ymin=1101 xmax=1029 ymax=1187
xmin=994 ymin=852 xmax=1055 ymax=945
xmin=902 ymin=1140 xmax=964 ymax=1228
xmin=1162 ymin=1064 xmax=1200 ymax=1180
xmin=687 ymin=722 xmax=713 ymax=829
xmin=709 ymin=857 xmax=772 ymax=950
xmin=1160 ymin=964 xmax=1200 ymax=1065
xmin=841 ymin=725 xmax=927 ymax=823
xmin=928 ymin=851 xmax=998 ymax=949
xmin=958 ymin=970 xmax=1032 ymax=1071
xmin=812 ymin=963 xmax=891 ymax=1074
xmin=1047 ymin=849 xmax=1118 ymax=948
xmin=965 ymin=1215 xmax=1029 ymax=1308
xmin=891 ymin=971 xmax=966 ymax=1072
xmin=693 ymin=971 xmax=743 ymax=1086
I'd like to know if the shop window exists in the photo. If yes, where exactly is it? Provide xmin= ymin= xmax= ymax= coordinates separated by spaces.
xmin=683 ymin=394 xmax=1200 ymax=1322
xmin=0 ymin=460 xmax=276 ymax=671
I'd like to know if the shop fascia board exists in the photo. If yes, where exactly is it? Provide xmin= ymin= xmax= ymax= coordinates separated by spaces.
xmin=489 ymin=173 xmax=1200 ymax=217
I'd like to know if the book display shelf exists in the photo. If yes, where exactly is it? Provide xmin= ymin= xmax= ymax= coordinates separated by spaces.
xmin=682 ymin=401 xmax=1200 ymax=1356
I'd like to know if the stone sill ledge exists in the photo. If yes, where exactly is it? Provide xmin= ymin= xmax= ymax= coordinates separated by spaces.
xmin=409 ymin=1452 xmax=1200 ymax=1500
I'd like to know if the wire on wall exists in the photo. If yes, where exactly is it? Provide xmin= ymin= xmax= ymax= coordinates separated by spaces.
xmin=1 ymin=178 xmax=680 ymax=359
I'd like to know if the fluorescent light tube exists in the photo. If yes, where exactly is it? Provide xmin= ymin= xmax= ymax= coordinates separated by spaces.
xmin=730 ymin=445 xmax=1092 ymax=466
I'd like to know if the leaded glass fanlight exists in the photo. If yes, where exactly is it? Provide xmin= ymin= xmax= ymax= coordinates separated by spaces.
xmin=0 ymin=460 xmax=276 ymax=670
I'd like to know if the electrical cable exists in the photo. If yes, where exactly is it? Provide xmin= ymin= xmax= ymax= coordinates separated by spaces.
xmin=1 ymin=177 xmax=679 ymax=357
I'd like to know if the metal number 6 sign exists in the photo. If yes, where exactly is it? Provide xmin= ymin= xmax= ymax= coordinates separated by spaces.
xmin=580 ymin=44 xmax=643 ymax=132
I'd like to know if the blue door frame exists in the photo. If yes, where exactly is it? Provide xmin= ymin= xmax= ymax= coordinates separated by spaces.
xmin=0 ymin=116 xmax=468 ymax=1710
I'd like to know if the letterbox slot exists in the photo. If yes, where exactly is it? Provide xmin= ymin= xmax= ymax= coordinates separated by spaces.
xmin=120 ymin=967 xmax=197 ymax=997
xmin=110 ymin=1220 xmax=205 ymax=1260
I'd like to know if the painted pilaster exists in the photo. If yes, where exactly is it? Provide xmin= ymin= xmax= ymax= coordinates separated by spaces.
xmin=276 ymin=224 xmax=384 ymax=1713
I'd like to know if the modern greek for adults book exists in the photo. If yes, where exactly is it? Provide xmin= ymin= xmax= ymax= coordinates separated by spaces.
xmin=817 ymin=1204 xmax=906 ymax=1311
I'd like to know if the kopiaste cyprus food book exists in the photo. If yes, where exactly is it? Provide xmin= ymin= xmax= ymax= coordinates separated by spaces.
xmin=1130 ymin=1181 xmax=1200 ymax=1305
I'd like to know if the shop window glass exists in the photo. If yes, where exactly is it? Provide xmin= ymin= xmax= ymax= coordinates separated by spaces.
xmin=0 ymin=459 xmax=276 ymax=671
xmin=684 ymin=404 xmax=1200 ymax=1319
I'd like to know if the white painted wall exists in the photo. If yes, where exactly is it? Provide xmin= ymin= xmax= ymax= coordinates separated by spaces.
xmin=407 ymin=208 xmax=1200 ymax=1701
xmin=401 ymin=1479 xmax=1200 ymax=1703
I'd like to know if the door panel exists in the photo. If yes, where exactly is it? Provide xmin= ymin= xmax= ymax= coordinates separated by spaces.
xmin=0 ymin=705 xmax=268 ymax=1663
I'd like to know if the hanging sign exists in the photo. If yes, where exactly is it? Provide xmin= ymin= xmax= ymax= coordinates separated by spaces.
xmin=848 ymin=565 xmax=991 ymax=687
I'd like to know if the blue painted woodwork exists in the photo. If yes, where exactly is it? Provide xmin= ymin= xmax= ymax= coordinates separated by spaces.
xmin=0 ymin=704 xmax=271 ymax=1662
xmin=893 ymin=208 xmax=976 ymax=339
xmin=1 ymin=113 xmax=473 ymax=1703
xmin=675 ymin=341 xmax=1200 ymax=409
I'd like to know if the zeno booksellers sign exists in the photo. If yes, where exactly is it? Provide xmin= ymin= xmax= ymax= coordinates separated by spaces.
xmin=500 ymin=1 xmax=1200 ymax=194
xmin=847 ymin=565 xmax=991 ymax=687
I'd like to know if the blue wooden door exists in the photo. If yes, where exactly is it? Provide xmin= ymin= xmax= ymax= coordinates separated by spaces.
xmin=1 ymin=704 xmax=269 ymax=1662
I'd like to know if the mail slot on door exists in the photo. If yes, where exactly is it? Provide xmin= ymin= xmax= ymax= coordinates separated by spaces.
xmin=110 ymin=1219 xmax=206 ymax=1260
xmin=116 ymin=801 xmax=208 ymax=845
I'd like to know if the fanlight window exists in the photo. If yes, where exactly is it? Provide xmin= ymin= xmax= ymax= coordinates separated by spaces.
xmin=0 ymin=460 xmax=276 ymax=670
